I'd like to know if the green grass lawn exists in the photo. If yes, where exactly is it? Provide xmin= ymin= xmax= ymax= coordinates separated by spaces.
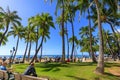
xmin=12 ymin=62 xmax=120 ymax=80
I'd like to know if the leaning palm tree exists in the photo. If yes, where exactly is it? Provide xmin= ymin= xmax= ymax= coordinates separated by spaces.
xmin=28 ymin=15 xmax=41 ymax=62
xmin=30 ymin=13 xmax=55 ymax=64
xmin=8 ymin=26 xmax=23 ymax=63
xmin=27 ymin=25 xmax=36 ymax=62
xmin=93 ymin=0 xmax=118 ymax=74
xmin=0 ymin=7 xmax=21 ymax=46
xmin=90 ymin=6 xmax=120 ymax=55
xmin=22 ymin=27 xmax=29 ymax=63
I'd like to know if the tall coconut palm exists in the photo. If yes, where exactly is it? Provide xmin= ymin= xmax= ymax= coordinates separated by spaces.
xmin=78 ymin=0 xmax=118 ymax=74
xmin=102 ymin=30 xmax=116 ymax=60
xmin=22 ymin=27 xmax=29 ymax=63
xmin=30 ymin=13 xmax=55 ymax=64
xmin=56 ymin=13 xmax=70 ymax=61
xmin=28 ymin=15 xmax=41 ymax=62
xmin=8 ymin=26 xmax=23 ymax=63
xmin=79 ymin=26 xmax=98 ymax=57
xmin=0 ymin=7 xmax=21 ymax=46
xmin=76 ymin=0 xmax=97 ymax=62
xmin=65 ymin=2 xmax=76 ymax=62
xmin=93 ymin=0 xmax=105 ymax=74
xmin=54 ymin=0 xmax=67 ymax=63
xmin=26 ymin=25 xmax=36 ymax=62
xmin=90 ymin=6 xmax=120 ymax=58
xmin=88 ymin=8 xmax=97 ymax=62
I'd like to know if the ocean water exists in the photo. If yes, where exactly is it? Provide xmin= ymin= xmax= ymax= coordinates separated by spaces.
xmin=0 ymin=55 xmax=90 ymax=59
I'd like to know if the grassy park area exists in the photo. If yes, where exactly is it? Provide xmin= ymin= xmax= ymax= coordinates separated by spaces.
xmin=0 ymin=1 xmax=119 ymax=80
xmin=12 ymin=62 xmax=120 ymax=80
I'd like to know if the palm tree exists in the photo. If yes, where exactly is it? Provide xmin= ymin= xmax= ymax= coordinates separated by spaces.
xmin=87 ymin=8 xmax=97 ymax=62
xmin=28 ymin=15 xmax=41 ymax=62
xmin=54 ymin=0 xmax=67 ymax=63
xmin=65 ymin=2 xmax=76 ymax=62
xmin=26 ymin=25 xmax=36 ymax=62
xmin=8 ymin=26 xmax=23 ymax=63
xmin=22 ymin=27 xmax=29 ymax=63
xmin=56 ymin=14 xmax=70 ymax=61
xmin=0 ymin=7 xmax=21 ymax=46
xmin=78 ymin=0 xmax=118 ymax=74
xmin=90 ymin=6 xmax=120 ymax=58
xmin=79 ymin=26 xmax=98 ymax=57
xmin=30 ymin=13 xmax=55 ymax=64
xmin=93 ymin=0 xmax=105 ymax=74
xmin=102 ymin=30 xmax=116 ymax=60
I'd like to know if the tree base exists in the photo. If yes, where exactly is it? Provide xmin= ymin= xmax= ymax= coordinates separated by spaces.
xmin=94 ymin=67 xmax=104 ymax=75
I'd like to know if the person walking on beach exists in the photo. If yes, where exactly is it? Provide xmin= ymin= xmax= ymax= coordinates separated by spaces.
xmin=23 ymin=63 xmax=37 ymax=77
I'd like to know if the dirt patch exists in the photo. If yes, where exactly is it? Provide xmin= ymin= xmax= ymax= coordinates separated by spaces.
xmin=109 ymin=67 xmax=120 ymax=76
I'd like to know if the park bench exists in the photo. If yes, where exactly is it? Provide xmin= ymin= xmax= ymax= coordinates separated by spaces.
xmin=0 ymin=70 xmax=49 ymax=80
xmin=0 ymin=70 xmax=9 ymax=80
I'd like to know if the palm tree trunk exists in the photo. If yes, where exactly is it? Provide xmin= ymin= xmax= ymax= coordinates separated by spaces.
xmin=107 ymin=21 xmax=120 ymax=59
xmin=35 ymin=27 xmax=39 ymax=62
xmin=70 ymin=19 xmax=75 ymax=62
xmin=22 ymin=42 xmax=29 ymax=63
xmin=30 ymin=36 xmax=44 ymax=64
xmin=12 ymin=36 xmax=19 ymax=63
xmin=104 ymin=32 xmax=115 ymax=60
xmin=28 ymin=41 xmax=32 ymax=62
xmin=94 ymin=0 xmax=104 ymax=74
xmin=61 ymin=0 xmax=66 ymax=63
xmin=0 ymin=24 xmax=9 ymax=46
xmin=88 ymin=9 xmax=97 ymax=63
xmin=9 ymin=50 xmax=14 ymax=66
xmin=65 ymin=23 xmax=70 ymax=61
xmin=39 ymin=43 xmax=43 ymax=62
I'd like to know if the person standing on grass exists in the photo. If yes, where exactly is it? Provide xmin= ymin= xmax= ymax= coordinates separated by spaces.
xmin=23 ymin=63 xmax=37 ymax=77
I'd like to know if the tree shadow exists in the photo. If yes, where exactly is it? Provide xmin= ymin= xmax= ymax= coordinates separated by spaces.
xmin=103 ymin=72 xmax=120 ymax=80
xmin=36 ymin=63 xmax=68 ymax=72
xmin=105 ymin=62 xmax=120 ymax=68
xmin=70 ymin=62 xmax=96 ymax=66
xmin=35 ymin=62 xmax=97 ymax=72
xmin=66 ymin=75 xmax=87 ymax=80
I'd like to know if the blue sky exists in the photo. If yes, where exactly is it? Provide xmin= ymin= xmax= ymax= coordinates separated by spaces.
xmin=0 ymin=0 xmax=119 ymax=56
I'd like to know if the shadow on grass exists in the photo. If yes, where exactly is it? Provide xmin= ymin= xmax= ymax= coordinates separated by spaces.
xmin=72 ymin=62 xmax=96 ymax=66
xmin=103 ymin=72 xmax=120 ymax=80
xmin=66 ymin=75 xmax=87 ymax=80
xmin=36 ymin=63 xmax=69 ymax=72
xmin=105 ymin=62 xmax=120 ymax=68
xmin=93 ymin=72 xmax=120 ymax=80
xmin=35 ymin=62 xmax=97 ymax=72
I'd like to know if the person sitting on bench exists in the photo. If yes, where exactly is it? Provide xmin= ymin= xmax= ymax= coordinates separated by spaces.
xmin=0 ymin=62 xmax=7 ymax=70
xmin=23 ymin=63 xmax=37 ymax=77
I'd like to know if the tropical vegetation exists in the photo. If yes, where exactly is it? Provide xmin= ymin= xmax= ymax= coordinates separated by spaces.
xmin=0 ymin=0 xmax=120 ymax=77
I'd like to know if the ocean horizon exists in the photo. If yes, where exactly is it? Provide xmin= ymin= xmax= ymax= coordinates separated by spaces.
xmin=0 ymin=54 xmax=90 ymax=59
